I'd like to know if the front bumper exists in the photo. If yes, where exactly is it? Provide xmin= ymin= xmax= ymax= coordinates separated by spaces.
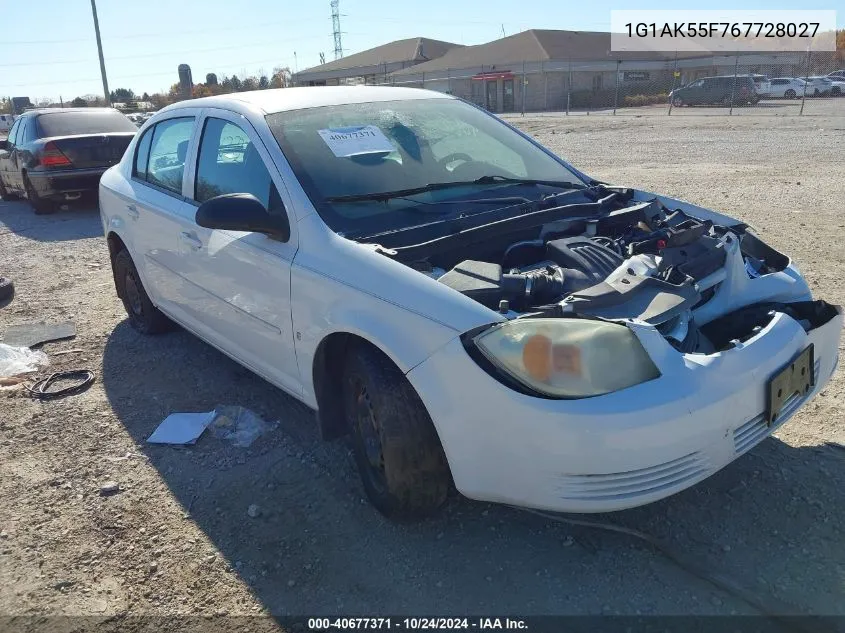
xmin=408 ymin=305 xmax=842 ymax=513
xmin=27 ymin=167 xmax=107 ymax=198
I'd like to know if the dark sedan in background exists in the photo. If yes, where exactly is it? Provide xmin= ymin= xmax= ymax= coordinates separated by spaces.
xmin=0 ymin=108 xmax=136 ymax=214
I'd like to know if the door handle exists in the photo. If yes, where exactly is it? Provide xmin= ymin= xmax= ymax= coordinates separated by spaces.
xmin=180 ymin=231 xmax=203 ymax=250
xmin=125 ymin=203 xmax=139 ymax=220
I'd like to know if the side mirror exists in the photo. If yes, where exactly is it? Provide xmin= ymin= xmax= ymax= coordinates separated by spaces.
xmin=196 ymin=193 xmax=290 ymax=241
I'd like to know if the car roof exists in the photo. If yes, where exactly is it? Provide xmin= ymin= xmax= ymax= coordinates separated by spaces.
xmin=161 ymin=86 xmax=454 ymax=116
xmin=22 ymin=107 xmax=120 ymax=117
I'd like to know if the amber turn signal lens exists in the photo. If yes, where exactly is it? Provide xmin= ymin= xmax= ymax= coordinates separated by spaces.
xmin=522 ymin=334 xmax=552 ymax=382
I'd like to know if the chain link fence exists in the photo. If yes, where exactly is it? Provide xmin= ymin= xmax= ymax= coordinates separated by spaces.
xmin=357 ymin=50 xmax=843 ymax=116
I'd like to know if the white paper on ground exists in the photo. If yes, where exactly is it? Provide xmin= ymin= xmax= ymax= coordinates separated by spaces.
xmin=317 ymin=125 xmax=395 ymax=157
xmin=147 ymin=411 xmax=215 ymax=445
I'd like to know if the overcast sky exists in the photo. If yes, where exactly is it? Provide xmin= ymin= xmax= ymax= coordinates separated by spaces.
xmin=3 ymin=0 xmax=842 ymax=102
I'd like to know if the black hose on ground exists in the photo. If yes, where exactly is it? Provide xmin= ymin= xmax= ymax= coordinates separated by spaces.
xmin=511 ymin=506 xmax=829 ymax=633
xmin=26 ymin=370 xmax=95 ymax=400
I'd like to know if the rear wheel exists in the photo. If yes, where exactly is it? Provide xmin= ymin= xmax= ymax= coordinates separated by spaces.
xmin=23 ymin=174 xmax=56 ymax=215
xmin=784 ymin=89 xmax=796 ymax=99
xmin=113 ymin=249 xmax=171 ymax=335
xmin=0 ymin=179 xmax=11 ymax=201
xmin=343 ymin=343 xmax=450 ymax=518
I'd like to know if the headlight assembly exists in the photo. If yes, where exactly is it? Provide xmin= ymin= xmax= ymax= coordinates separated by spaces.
xmin=471 ymin=318 xmax=660 ymax=398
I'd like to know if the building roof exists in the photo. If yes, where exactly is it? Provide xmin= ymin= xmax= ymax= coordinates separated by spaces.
xmin=391 ymin=29 xmax=703 ymax=76
xmin=296 ymin=37 xmax=462 ymax=78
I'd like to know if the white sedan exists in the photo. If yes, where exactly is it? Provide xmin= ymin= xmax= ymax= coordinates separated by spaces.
xmin=804 ymin=77 xmax=834 ymax=96
xmin=766 ymin=78 xmax=806 ymax=99
xmin=99 ymin=87 xmax=842 ymax=518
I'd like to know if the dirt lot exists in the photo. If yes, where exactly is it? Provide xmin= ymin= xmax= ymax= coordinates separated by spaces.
xmin=1 ymin=111 xmax=845 ymax=622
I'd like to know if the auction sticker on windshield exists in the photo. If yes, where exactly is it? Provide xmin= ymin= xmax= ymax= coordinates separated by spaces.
xmin=318 ymin=125 xmax=395 ymax=157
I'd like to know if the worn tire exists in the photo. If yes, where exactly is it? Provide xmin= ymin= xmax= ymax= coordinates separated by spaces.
xmin=113 ymin=249 xmax=171 ymax=335
xmin=343 ymin=343 xmax=450 ymax=518
xmin=24 ymin=174 xmax=56 ymax=215
xmin=0 ymin=276 xmax=13 ymax=303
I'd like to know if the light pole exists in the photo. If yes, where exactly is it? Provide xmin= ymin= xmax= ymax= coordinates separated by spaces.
xmin=90 ymin=0 xmax=111 ymax=105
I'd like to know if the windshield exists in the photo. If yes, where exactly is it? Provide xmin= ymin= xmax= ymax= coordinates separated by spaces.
xmin=265 ymin=98 xmax=584 ymax=236
xmin=36 ymin=110 xmax=138 ymax=137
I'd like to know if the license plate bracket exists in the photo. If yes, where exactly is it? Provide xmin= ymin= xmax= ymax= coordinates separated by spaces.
xmin=765 ymin=344 xmax=814 ymax=426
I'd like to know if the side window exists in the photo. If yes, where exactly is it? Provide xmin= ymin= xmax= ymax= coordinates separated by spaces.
xmin=194 ymin=117 xmax=280 ymax=210
xmin=7 ymin=119 xmax=20 ymax=146
xmin=146 ymin=117 xmax=194 ymax=194
xmin=133 ymin=126 xmax=154 ymax=180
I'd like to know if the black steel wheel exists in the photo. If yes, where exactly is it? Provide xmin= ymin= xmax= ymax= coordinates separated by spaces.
xmin=343 ymin=343 xmax=451 ymax=518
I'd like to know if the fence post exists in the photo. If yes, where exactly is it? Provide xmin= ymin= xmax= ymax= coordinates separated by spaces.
xmin=447 ymin=68 xmax=452 ymax=95
xmin=422 ymin=71 xmax=425 ymax=89
xmin=521 ymin=60 xmax=526 ymax=116
xmin=668 ymin=50 xmax=679 ymax=116
xmin=729 ymin=54 xmax=738 ymax=115
xmin=542 ymin=60 xmax=548 ymax=111
xmin=800 ymin=48 xmax=812 ymax=115
xmin=613 ymin=60 xmax=620 ymax=114
xmin=566 ymin=59 xmax=572 ymax=115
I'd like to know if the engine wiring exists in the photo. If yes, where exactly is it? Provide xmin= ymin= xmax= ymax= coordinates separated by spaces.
xmin=511 ymin=506 xmax=827 ymax=633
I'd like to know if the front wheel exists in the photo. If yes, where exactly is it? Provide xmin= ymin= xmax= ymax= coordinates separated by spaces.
xmin=343 ymin=344 xmax=451 ymax=518
xmin=24 ymin=174 xmax=56 ymax=215
xmin=784 ymin=89 xmax=796 ymax=99
xmin=671 ymin=97 xmax=684 ymax=107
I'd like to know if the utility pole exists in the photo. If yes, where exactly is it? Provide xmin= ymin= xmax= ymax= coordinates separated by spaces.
xmin=331 ymin=0 xmax=343 ymax=60
xmin=90 ymin=0 xmax=111 ymax=106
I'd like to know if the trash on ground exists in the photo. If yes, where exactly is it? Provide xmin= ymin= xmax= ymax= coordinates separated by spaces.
xmin=2 ymin=321 xmax=76 ymax=348
xmin=52 ymin=348 xmax=84 ymax=356
xmin=0 ymin=374 xmax=30 ymax=387
xmin=247 ymin=503 xmax=261 ymax=518
xmin=99 ymin=481 xmax=120 ymax=496
xmin=147 ymin=405 xmax=274 ymax=448
xmin=0 ymin=343 xmax=49 ymax=378
xmin=207 ymin=405 xmax=275 ymax=448
xmin=147 ymin=411 xmax=215 ymax=445
xmin=26 ymin=369 xmax=95 ymax=400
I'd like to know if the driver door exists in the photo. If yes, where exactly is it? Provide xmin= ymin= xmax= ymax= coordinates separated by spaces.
xmin=180 ymin=109 xmax=301 ymax=396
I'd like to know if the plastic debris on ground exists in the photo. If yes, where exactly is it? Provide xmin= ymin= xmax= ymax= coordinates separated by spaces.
xmin=147 ymin=406 xmax=275 ymax=448
xmin=207 ymin=405 xmax=275 ymax=448
xmin=0 ymin=343 xmax=49 ymax=378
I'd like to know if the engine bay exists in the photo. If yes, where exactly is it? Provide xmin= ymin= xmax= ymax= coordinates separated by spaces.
xmin=404 ymin=198 xmax=809 ymax=354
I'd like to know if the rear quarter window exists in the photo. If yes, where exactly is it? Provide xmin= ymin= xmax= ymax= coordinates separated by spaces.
xmin=35 ymin=111 xmax=137 ymax=137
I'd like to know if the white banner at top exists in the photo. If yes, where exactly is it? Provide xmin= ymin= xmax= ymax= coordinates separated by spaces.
xmin=610 ymin=10 xmax=837 ymax=52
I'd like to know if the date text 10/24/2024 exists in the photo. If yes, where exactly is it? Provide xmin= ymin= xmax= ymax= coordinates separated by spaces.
xmin=308 ymin=618 xmax=528 ymax=630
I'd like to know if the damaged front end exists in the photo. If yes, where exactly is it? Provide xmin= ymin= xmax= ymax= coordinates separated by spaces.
xmin=375 ymin=190 xmax=841 ymax=400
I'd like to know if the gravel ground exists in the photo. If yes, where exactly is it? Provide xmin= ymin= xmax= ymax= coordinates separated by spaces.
xmin=1 ymin=110 xmax=844 ymax=622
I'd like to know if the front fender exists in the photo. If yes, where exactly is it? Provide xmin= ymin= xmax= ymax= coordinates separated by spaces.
xmin=291 ymin=261 xmax=461 ymax=408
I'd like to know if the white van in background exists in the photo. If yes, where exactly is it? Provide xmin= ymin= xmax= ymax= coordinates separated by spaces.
xmin=0 ymin=114 xmax=14 ymax=133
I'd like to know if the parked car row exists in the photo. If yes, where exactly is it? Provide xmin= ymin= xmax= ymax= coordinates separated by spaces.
xmin=126 ymin=112 xmax=155 ymax=126
xmin=670 ymin=71 xmax=845 ymax=106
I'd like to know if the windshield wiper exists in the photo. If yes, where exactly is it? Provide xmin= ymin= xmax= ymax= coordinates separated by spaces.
xmin=324 ymin=176 xmax=587 ymax=203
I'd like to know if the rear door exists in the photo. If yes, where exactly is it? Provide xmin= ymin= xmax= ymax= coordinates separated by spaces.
xmin=0 ymin=118 xmax=21 ymax=190
xmin=125 ymin=114 xmax=202 ymax=327
xmin=177 ymin=109 xmax=301 ymax=394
